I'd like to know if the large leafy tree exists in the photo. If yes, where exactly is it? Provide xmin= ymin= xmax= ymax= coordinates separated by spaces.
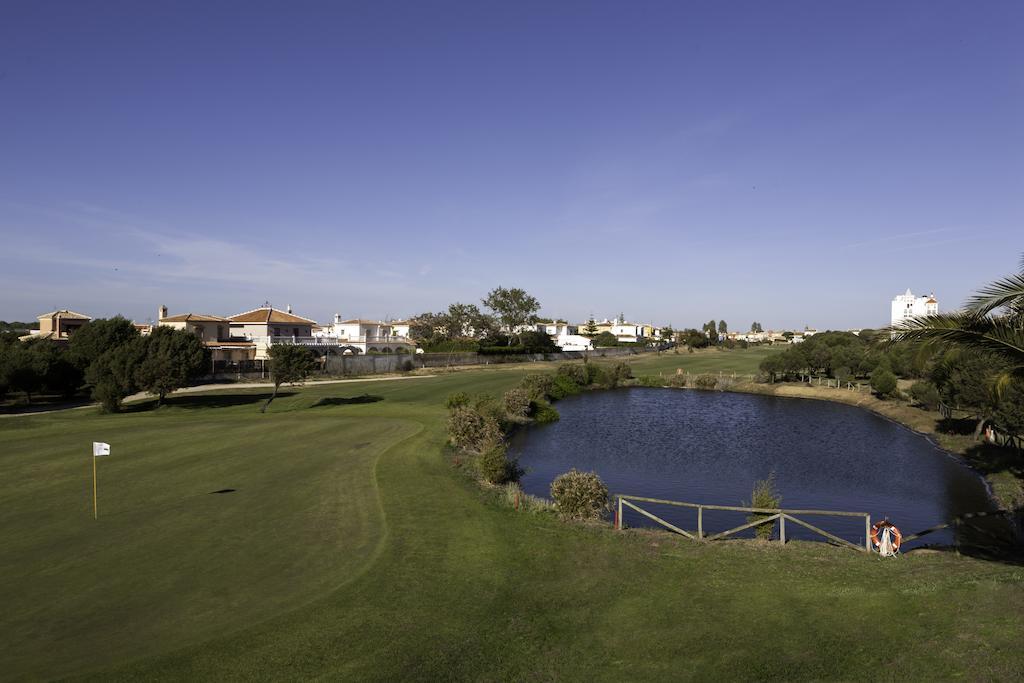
xmin=86 ymin=339 xmax=146 ymax=412
xmin=69 ymin=316 xmax=139 ymax=370
xmin=891 ymin=255 xmax=1024 ymax=384
xmin=482 ymin=286 xmax=540 ymax=345
xmin=133 ymin=327 xmax=208 ymax=406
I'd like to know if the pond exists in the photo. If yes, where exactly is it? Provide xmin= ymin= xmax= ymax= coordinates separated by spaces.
xmin=508 ymin=388 xmax=1000 ymax=549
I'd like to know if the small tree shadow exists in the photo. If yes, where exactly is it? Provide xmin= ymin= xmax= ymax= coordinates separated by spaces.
xmin=311 ymin=395 xmax=384 ymax=407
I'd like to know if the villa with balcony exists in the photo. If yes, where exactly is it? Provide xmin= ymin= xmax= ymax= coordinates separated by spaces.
xmin=157 ymin=306 xmax=256 ymax=362
xmin=312 ymin=314 xmax=416 ymax=354
xmin=226 ymin=306 xmax=319 ymax=359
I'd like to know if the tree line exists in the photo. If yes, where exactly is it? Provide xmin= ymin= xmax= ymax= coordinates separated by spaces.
xmin=409 ymin=286 xmax=558 ymax=354
xmin=0 ymin=317 xmax=208 ymax=411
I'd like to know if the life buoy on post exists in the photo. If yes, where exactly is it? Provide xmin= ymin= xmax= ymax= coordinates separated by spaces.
xmin=870 ymin=520 xmax=902 ymax=556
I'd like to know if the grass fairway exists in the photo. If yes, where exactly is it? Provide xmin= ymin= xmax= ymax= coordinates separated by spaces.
xmin=628 ymin=345 xmax=782 ymax=376
xmin=1 ymin=352 xmax=1022 ymax=680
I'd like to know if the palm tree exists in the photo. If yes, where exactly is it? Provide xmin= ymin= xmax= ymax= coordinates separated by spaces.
xmin=889 ymin=255 xmax=1024 ymax=381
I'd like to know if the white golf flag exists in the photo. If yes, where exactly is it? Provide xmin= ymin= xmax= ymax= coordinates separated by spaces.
xmin=93 ymin=442 xmax=111 ymax=457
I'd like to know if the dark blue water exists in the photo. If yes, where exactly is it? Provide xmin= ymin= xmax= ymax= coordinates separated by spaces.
xmin=508 ymin=388 xmax=999 ymax=549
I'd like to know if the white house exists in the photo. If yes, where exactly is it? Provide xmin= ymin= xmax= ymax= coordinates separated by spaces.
xmin=228 ymin=306 xmax=317 ymax=359
xmin=891 ymin=289 xmax=938 ymax=336
xmin=314 ymin=314 xmax=415 ymax=354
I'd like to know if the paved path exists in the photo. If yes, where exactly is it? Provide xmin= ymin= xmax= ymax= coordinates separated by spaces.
xmin=0 ymin=374 xmax=437 ymax=418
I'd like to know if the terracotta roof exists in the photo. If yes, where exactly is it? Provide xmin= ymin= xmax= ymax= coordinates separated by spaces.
xmin=925 ymin=298 xmax=937 ymax=304
xmin=229 ymin=307 xmax=317 ymax=324
xmin=160 ymin=313 xmax=231 ymax=323
xmin=37 ymin=309 xmax=91 ymax=320
xmin=338 ymin=318 xmax=385 ymax=325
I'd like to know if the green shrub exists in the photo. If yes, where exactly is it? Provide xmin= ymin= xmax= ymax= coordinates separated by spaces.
xmin=550 ymin=469 xmax=609 ymax=521
xmin=477 ymin=442 xmax=515 ymax=485
xmin=909 ymin=381 xmax=940 ymax=410
xmin=500 ymin=483 xmax=554 ymax=513
xmin=473 ymin=394 xmax=509 ymax=431
xmin=531 ymin=400 xmax=560 ymax=424
xmin=610 ymin=361 xmax=633 ymax=382
xmin=520 ymin=373 xmax=554 ymax=401
xmin=423 ymin=339 xmax=480 ymax=353
xmin=585 ymin=364 xmax=609 ymax=387
xmin=636 ymin=375 xmax=664 ymax=387
xmin=870 ymin=368 xmax=898 ymax=398
xmin=446 ymin=392 xmax=470 ymax=409
xmin=834 ymin=366 xmax=852 ymax=384
xmin=556 ymin=363 xmax=588 ymax=386
xmin=503 ymin=387 xmax=531 ymax=418
xmin=479 ymin=345 xmax=529 ymax=355
xmin=746 ymin=474 xmax=782 ymax=540
xmin=693 ymin=374 xmax=718 ymax=390
xmin=549 ymin=374 xmax=582 ymax=400
xmin=447 ymin=405 xmax=503 ymax=454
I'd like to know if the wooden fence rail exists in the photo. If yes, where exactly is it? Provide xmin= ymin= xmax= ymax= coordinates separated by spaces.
xmin=616 ymin=494 xmax=872 ymax=552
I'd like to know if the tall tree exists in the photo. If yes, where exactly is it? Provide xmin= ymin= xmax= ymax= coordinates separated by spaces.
xmin=262 ymin=344 xmax=316 ymax=413
xmin=584 ymin=316 xmax=598 ymax=337
xmin=718 ymin=320 xmax=728 ymax=335
xmin=86 ymin=339 xmax=146 ymax=412
xmin=68 ymin=316 xmax=139 ymax=371
xmin=482 ymin=286 xmax=540 ymax=345
xmin=133 ymin=327 xmax=208 ymax=406
xmin=751 ymin=322 xmax=763 ymax=333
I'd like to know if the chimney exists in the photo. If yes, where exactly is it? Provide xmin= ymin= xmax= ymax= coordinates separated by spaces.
xmin=287 ymin=304 xmax=292 ymax=314
xmin=334 ymin=312 xmax=341 ymax=324
xmin=158 ymin=305 xmax=168 ymax=322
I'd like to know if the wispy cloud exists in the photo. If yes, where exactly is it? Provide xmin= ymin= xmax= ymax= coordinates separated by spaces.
xmin=838 ymin=227 xmax=959 ymax=250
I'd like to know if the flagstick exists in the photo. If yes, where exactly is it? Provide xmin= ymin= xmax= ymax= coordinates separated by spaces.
xmin=93 ymin=452 xmax=98 ymax=520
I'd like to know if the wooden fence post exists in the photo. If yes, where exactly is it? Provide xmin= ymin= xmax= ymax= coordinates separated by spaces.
xmin=617 ymin=496 xmax=623 ymax=531
xmin=865 ymin=515 xmax=872 ymax=552
xmin=697 ymin=506 xmax=703 ymax=540
xmin=779 ymin=515 xmax=786 ymax=544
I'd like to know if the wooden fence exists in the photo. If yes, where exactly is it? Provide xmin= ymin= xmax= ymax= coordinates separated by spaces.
xmin=616 ymin=494 xmax=872 ymax=552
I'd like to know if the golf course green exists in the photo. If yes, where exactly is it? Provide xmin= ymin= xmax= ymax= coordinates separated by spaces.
xmin=1 ymin=349 xmax=1022 ymax=680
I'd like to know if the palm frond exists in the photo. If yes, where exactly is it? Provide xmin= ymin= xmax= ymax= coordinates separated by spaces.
xmin=888 ymin=312 xmax=1024 ymax=370
xmin=965 ymin=272 xmax=1024 ymax=316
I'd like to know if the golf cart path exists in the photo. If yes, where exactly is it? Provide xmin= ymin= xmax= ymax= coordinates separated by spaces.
xmin=0 ymin=374 xmax=437 ymax=418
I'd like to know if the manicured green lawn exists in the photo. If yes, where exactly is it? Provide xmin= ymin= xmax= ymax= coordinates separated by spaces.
xmin=628 ymin=344 xmax=783 ymax=376
xmin=1 ymin=353 xmax=1022 ymax=680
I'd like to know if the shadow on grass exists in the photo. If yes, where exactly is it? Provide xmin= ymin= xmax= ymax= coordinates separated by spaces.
xmin=123 ymin=392 xmax=297 ymax=412
xmin=936 ymin=417 xmax=978 ymax=436
xmin=311 ymin=395 xmax=384 ymax=407
xmin=949 ymin=441 xmax=1024 ymax=565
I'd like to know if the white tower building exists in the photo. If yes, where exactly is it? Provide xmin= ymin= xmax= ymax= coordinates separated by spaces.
xmin=890 ymin=289 xmax=938 ymax=333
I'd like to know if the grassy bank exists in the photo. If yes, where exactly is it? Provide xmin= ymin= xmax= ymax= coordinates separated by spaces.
xmin=1 ymin=352 xmax=1022 ymax=680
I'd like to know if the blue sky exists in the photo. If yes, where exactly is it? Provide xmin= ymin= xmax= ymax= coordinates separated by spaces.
xmin=1 ymin=2 xmax=1021 ymax=330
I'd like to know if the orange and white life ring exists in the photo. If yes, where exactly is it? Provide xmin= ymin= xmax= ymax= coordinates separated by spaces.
xmin=870 ymin=520 xmax=902 ymax=553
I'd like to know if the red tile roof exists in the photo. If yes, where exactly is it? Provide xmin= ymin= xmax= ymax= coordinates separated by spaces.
xmin=229 ymin=307 xmax=317 ymax=324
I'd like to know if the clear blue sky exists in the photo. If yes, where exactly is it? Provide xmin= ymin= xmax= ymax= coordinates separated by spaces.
xmin=1 ymin=1 xmax=1021 ymax=330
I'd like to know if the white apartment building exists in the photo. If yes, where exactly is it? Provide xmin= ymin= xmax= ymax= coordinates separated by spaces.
xmin=891 ymin=289 xmax=938 ymax=333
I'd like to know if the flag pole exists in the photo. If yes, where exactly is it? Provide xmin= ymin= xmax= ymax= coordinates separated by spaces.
xmin=93 ymin=452 xmax=98 ymax=520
